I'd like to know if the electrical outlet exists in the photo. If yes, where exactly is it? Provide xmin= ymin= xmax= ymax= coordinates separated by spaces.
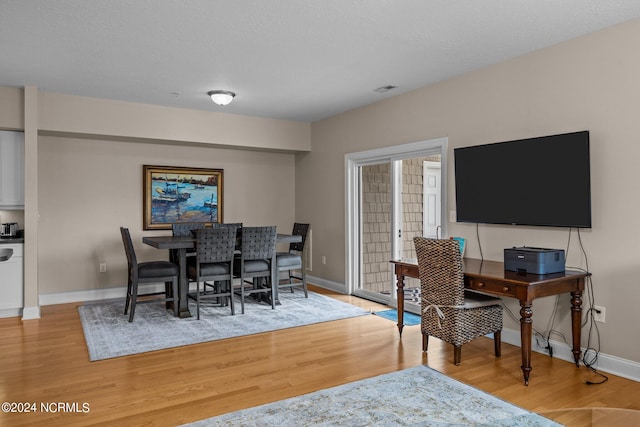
xmin=99 ymin=263 xmax=107 ymax=273
xmin=593 ymin=305 xmax=605 ymax=323
xmin=322 ymin=255 xmax=327 ymax=265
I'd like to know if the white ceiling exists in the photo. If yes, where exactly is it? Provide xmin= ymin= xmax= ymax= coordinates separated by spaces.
xmin=2 ymin=1 xmax=640 ymax=123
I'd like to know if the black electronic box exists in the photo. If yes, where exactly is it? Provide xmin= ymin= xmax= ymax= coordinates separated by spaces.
xmin=504 ymin=247 xmax=565 ymax=274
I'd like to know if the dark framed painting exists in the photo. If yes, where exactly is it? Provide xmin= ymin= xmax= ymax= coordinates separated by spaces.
xmin=143 ymin=165 xmax=223 ymax=230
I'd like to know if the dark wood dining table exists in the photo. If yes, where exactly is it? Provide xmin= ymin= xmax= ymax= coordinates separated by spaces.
xmin=143 ymin=233 xmax=302 ymax=318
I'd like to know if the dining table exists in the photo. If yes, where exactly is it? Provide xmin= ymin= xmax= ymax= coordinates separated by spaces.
xmin=143 ymin=232 xmax=302 ymax=318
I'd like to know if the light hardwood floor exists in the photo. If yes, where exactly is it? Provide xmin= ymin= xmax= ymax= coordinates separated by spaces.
xmin=1 ymin=285 xmax=638 ymax=426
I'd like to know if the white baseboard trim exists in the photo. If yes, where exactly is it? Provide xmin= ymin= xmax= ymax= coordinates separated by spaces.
xmin=501 ymin=328 xmax=640 ymax=383
xmin=22 ymin=305 xmax=40 ymax=320
xmin=0 ymin=308 xmax=22 ymax=319
xmin=306 ymin=274 xmax=347 ymax=294
xmin=40 ymin=278 xmax=339 ymax=307
xmin=38 ymin=283 xmax=168 ymax=306
xmin=0 ymin=306 xmax=41 ymax=320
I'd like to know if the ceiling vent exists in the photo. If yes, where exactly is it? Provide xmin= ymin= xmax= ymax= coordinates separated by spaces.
xmin=374 ymin=85 xmax=397 ymax=93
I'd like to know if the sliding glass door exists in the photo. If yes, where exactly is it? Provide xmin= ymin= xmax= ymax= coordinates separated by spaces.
xmin=345 ymin=138 xmax=447 ymax=312
xmin=358 ymin=161 xmax=394 ymax=303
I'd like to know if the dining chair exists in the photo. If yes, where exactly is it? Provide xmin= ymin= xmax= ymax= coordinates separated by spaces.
xmin=170 ymin=223 xmax=207 ymax=301
xmin=233 ymin=225 xmax=277 ymax=314
xmin=212 ymin=222 xmax=243 ymax=251
xmin=413 ymin=237 xmax=503 ymax=365
xmin=211 ymin=222 xmax=243 ymax=229
xmin=172 ymin=223 xmax=207 ymax=236
xmin=171 ymin=223 xmax=206 ymax=260
xmin=208 ymin=222 xmax=242 ymax=293
xmin=276 ymin=223 xmax=309 ymax=297
xmin=120 ymin=227 xmax=179 ymax=322
xmin=187 ymin=227 xmax=237 ymax=319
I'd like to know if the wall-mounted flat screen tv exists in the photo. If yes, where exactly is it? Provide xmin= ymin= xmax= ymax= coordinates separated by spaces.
xmin=454 ymin=131 xmax=591 ymax=228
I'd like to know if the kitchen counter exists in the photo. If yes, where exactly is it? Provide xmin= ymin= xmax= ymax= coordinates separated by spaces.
xmin=0 ymin=238 xmax=24 ymax=244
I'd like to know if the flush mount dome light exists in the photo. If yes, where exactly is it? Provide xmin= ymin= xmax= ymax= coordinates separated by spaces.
xmin=208 ymin=90 xmax=235 ymax=106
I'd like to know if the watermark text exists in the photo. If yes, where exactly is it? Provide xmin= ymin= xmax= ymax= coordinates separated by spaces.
xmin=2 ymin=401 xmax=90 ymax=413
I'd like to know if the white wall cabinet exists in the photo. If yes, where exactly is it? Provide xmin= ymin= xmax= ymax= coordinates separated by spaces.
xmin=0 ymin=130 xmax=25 ymax=209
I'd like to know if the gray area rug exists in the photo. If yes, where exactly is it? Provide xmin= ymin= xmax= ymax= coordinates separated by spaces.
xmin=78 ymin=291 xmax=369 ymax=361
xmin=183 ymin=365 xmax=560 ymax=426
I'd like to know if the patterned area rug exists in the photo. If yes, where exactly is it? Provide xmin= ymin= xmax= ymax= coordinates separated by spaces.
xmin=183 ymin=365 xmax=560 ymax=426
xmin=78 ymin=291 xmax=368 ymax=361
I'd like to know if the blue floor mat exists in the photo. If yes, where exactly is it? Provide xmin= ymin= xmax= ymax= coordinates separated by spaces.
xmin=374 ymin=309 xmax=421 ymax=326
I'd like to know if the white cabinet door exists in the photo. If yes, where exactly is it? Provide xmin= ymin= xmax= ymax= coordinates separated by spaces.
xmin=0 ymin=130 xmax=25 ymax=208
xmin=0 ymin=244 xmax=23 ymax=310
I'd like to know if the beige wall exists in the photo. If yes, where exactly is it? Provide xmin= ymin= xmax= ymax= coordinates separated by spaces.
xmin=37 ymin=136 xmax=296 ymax=293
xmin=0 ymin=86 xmax=23 ymax=130
xmin=299 ymin=19 xmax=640 ymax=363
xmin=0 ymin=87 xmax=309 ymax=306
xmin=38 ymin=92 xmax=310 ymax=152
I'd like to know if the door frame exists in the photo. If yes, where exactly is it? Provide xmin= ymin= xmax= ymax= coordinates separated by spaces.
xmin=344 ymin=137 xmax=448 ymax=300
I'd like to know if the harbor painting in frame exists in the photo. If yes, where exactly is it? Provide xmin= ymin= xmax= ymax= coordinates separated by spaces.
xmin=143 ymin=165 xmax=223 ymax=230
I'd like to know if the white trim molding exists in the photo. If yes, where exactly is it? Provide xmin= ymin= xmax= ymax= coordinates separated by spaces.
xmin=344 ymin=137 xmax=448 ymax=297
xmin=0 ymin=308 xmax=21 ymax=319
xmin=21 ymin=305 xmax=40 ymax=320
xmin=38 ymin=283 xmax=169 ymax=306
xmin=306 ymin=274 xmax=347 ymax=294
xmin=502 ymin=328 xmax=640 ymax=383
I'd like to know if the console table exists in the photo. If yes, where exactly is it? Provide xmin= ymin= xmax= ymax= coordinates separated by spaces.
xmin=391 ymin=258 xmax=589 ymax=385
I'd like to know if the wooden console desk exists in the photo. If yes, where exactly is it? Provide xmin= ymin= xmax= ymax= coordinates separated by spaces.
xmin=391 ymin=258 xmax=589 ymax=385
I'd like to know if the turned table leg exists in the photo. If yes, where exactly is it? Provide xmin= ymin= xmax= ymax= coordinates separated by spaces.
xmin=571 ymin=290 xmax=583 ymax=366
xmin=520 ymin=302 xmax=533 ymax=385
xmin=395 ymin=273 xmax=405 ymax=336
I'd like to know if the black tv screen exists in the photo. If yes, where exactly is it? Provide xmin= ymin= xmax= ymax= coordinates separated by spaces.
xmin=454 ymin=131 xmax=591 ymax=228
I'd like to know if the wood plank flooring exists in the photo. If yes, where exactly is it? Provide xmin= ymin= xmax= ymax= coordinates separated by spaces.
xmin=0 ymin=285 xmax=638 ymax=426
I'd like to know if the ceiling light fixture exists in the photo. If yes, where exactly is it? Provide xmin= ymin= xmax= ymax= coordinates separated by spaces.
xmin=208 ymin=90 xmax=236 ymax=106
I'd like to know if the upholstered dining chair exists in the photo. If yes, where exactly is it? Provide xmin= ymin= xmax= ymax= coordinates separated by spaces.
xmin=187 ymin=227 xmax=237 ymax=319
xmin=233 ymin=225 xmax=277 ymax=314
xmin=120 ymin=227 xmax=179 ymax=322
xmin=413 ymin=237 xmax=503 ymax=365
xmin=276 ymin=223 xmax=310 ymax=297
